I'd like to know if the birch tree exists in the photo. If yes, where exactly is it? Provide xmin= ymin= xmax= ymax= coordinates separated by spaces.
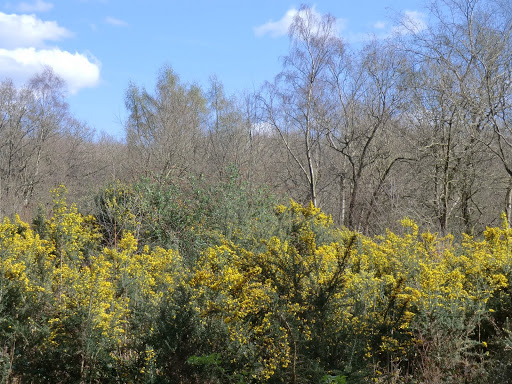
xmin=262 ymin=6 xmax=343 ymax=207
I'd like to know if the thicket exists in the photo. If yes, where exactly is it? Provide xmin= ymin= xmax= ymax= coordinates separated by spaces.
xmin=1 ymin=179 xmax=512 ymax=383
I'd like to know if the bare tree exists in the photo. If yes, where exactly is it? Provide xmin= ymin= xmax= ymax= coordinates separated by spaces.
xmin=0 ymin=68 xmax=79 ymax=218
xmin=403 ymin=0 xmax=511 ymax=234
xmin=0 ymin=79 xmax=32 ymax=216
xmin=324 ymin=39 xmax=410 ymax=231
xmin=25 ymin=68 xmax=69 ymax=202
xmin=262 ymin=6 xmax=343 ymax=207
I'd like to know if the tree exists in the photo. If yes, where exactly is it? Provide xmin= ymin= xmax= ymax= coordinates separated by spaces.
xmin=262 ymin=6 xmax=343 ymax=207
xmin=464 ymin=0 xmax=512 ymax=224
xmin=0 ymin=79 xmax=32 ymax=217
xmin=204 ymin=76 xmax=254 ymax=181
xmin=125 ymin=65 xmax=207 ymax=179
xmin=403 ymin=0 xmax=511 ymax=234
xmin=325 ymin=39 xmax=410 ymax=231
xmin=0 ymin=68 xmax=87 ymax=219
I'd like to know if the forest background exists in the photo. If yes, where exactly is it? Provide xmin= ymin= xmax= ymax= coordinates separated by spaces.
xmin=2 ymin=0 xmax=512 ymax=382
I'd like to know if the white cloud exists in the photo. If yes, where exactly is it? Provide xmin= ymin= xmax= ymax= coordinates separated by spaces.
xmin=254 ymin=8 xmax=299 ymax=37
xmin=0 ymin=12 xmax=100 ymax=94
xmin=16 ymin=0 xmax=54 ymax=13
xmin=392 ymin=10 xmax=427 ymax=35
xmin=0 ymin=48 xmax=100 ymax=94
xmin=105 ymin=16 xmax=128 ymax=27
xmin=0 ymin=12 xmax=71 ymax=49
xmin=255 ymin=6 xmax=346 ymax=38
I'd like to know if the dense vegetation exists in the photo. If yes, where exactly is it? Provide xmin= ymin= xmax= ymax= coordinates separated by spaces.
xmin=1 ymin=0 xmax=512 ymax=382
xmin=1 ymin=182 xmax=512 ymax=383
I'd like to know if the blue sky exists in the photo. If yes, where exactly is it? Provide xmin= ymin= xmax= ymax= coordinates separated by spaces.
xmin=0 ymin=0 xmax=427 ymax=138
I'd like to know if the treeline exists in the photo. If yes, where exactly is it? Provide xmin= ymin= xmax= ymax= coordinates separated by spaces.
xmin=0 ymin=0 xmax=511 ymax=238
xmin=1 ymin=183 xmax=512 ymax=383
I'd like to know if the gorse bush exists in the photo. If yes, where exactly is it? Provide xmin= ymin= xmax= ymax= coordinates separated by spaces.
xmin=1 ymin=184 xmax=512 ymax=383
xmin=93 ymin=174 xmax=279 ymax=261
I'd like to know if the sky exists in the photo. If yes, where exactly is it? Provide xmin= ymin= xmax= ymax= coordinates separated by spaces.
xmin=0 ymin=0 xmax=428 ymax=139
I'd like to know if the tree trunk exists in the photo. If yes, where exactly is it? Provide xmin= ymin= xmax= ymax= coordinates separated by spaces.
xmin=506 ymin=180 xmax=512 ymax=227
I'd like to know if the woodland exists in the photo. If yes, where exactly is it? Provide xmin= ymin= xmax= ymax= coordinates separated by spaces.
xmin=2 ymin=0 xmax=512 ymax=382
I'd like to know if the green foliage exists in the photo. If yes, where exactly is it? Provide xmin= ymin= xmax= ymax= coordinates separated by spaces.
xmin=93 ymin=173 xmax=279 ymax=263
